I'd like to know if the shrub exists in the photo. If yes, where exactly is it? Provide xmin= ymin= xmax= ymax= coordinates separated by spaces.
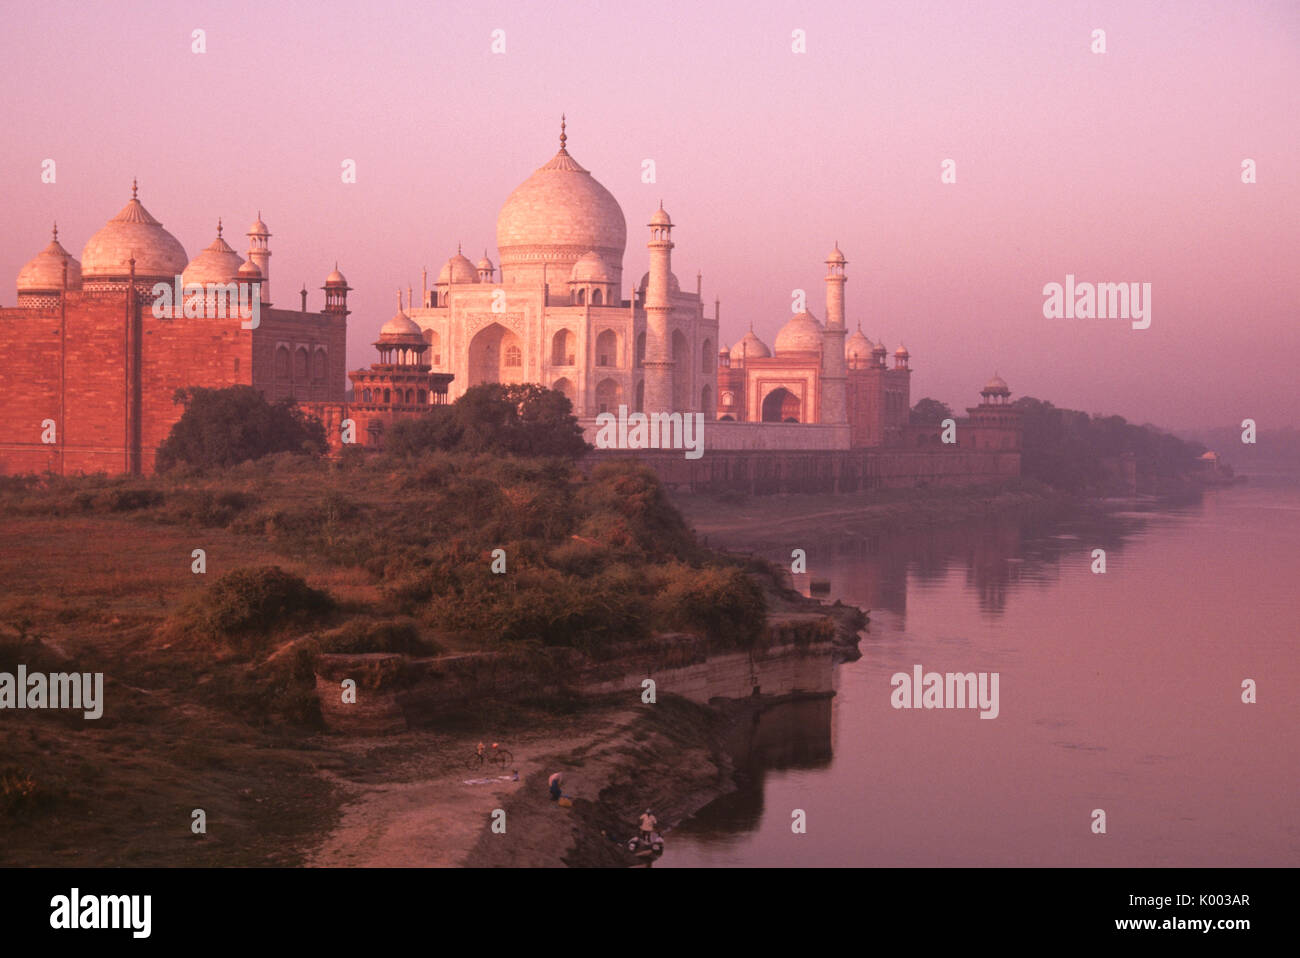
xmin=177 ymin=566 xmax=334 ymax=654
xmin=651 ymin=563 xmax=768 ymax=648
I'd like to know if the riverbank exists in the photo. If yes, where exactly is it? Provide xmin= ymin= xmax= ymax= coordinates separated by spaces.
xmin=670 ymin=481 xmax=1075 ymax=552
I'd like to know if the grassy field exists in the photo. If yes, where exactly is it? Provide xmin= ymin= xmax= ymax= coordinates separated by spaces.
xmin=0 ymin=451 xmax=779 ymax=865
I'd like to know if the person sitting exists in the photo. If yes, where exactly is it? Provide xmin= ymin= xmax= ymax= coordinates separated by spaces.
xmin=548 ymin=772 xmax=563 ymax=802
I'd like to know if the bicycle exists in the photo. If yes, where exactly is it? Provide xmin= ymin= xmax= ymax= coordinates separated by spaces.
xmin=466 ymin=742 xmax=513 ymax=771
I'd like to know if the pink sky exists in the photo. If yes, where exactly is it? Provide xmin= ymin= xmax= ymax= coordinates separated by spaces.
xmin=3 ymin=0 xmax=1297 ymax=432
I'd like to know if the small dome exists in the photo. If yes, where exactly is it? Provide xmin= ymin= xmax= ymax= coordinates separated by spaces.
xmin=248 ymin=213 xmax=270 ymax=236
xmin=730 ymin=330 xmax=770 ymax=361
xmin=637 ymin=270 xmax=680 ymax=293
xmin=182 ymin=222 xmax=245 ymax=286
xmin=569 ymin=250 xmax=611 ymax=283
xmin=983 ymin=373 xmax=1010 ymax=394
xmin=895 ymin=345 xmax=909 ymax=357
xmin=845 ymin=328 xmax=873 ymax=361
xmin=826 ymin=242 xmax=847 ymax=265
xmin=17 ymin=225 xmax=82 ymax=292
xmin=438 ymin=249 xmax=479 ymax=285
xmin=774 ymin=311 xmax=825 ymax=355
xmin=325 ymin=264 xmax=348 ymax=286
xmin=649 ymin=204 xmax=672 ymax=227
xmin=237 ymin=260 xmax=262 ymax=279
xmin=872 ymin=341 xmax=887 ymax=354
xmin=80 ymin=181 xmax=188 ymax=280
xmin=380 ymin=310 xmax=423 ymax=341
xmin=476 ymin=252 xmax=494 ymax=271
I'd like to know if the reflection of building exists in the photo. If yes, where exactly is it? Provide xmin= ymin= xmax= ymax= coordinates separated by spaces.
xmin=0 ymin=185 xmax=347 ymax=475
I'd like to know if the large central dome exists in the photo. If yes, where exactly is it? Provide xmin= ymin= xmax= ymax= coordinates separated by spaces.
xmin=496 ymin=118 xmax=626 ymax=289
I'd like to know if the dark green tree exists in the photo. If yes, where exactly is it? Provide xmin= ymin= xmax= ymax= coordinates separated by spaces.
xmin=156 ymin=385 xmax=326 ymax=471
xmin=910 ymin=397 xmax=954 ymax=424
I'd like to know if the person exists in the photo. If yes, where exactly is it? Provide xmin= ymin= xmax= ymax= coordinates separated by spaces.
xmin=548 ymin=772 xmax=563 ymax=802
xmin=639 ymin=809 xmax=658 ymax=845
xmin=475 ymin=742 xmax=486 ymax=766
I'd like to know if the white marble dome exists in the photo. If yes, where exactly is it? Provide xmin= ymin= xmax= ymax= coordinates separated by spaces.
xmin=569 ymin=251 xmax=610 ymax=283
xmin=380 ymin=305 xmax=423 ymax=342
xmin=496 ymin=122 xmax=626 ymax=284
xmin=637 ymin=269 xmax=680 ymax=294
xmin=775 ymin=311 xmax=824 ymax=355
xmin=846 ymin=328 xmax=873 ymax=362
xmin=182 ymin=223 xmax=245 ymax=286
xmin=438 ymin=250 xmax=479 ymax=285
xmin=81 ymin=183 xmax=188 ymax=280
xmin=730 ymin=329 xmax=771 ymax=361
xmin=17 ymin=225 xmax=82 ymax=292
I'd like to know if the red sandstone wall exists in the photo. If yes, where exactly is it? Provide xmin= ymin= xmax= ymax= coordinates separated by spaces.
xmin=0 ymin=293 xmax=343 ymax=476
xmin=252 ymin=309 xmax=348 ymax=404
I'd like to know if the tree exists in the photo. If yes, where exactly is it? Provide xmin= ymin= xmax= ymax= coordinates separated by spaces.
xmin=910 ymin=397 xmax=953 ymax=424
xmin=156 ymin=386 xmax=326 ymax=471
xmin=386 ymin=383 xmax=590 ymax=459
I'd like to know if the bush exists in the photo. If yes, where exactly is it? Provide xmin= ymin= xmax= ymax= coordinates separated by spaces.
xmin=316 ymin=618 xmax=440 ymax=656
xmin=177 ymin=566 xmax=335 ymax=654
xmin=651 ymin=563 xmax=768 ymax=649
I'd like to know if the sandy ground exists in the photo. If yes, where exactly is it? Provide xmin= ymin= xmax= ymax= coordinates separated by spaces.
xmin=306 ymin=707 xmax=645 ymax=867
xmin=306 ymin=697 xmax=735 ymax=868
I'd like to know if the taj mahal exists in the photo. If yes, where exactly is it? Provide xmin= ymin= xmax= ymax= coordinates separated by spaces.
xmin=1 ymin=116 xmax=1021 ymax=478
xmin=384 ymin=117 xmax=996 ymax=453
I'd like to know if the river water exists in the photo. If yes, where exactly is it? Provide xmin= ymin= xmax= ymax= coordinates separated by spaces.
xmin=661 ymin=474 xmax=1300 ymax=867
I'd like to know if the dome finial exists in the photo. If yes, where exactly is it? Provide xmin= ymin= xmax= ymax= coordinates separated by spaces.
xmin=216 ymin=218 xmax=223 ymax=238
xmin=560 ymin=114 xmax=567 ymax=151
xmin=458 ymin=242 xmax=462 ymax=255
xmin=52 ymin=221 xmax=58 ymax=242
xmin=397 ymin=288 xmax=403 ymax=310
xmin=131 ymin=177 xmax=138 ymax=200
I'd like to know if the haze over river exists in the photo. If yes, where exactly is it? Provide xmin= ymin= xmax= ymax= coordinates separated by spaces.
xmin=662 ymin=474 xmax=1300 ymax=867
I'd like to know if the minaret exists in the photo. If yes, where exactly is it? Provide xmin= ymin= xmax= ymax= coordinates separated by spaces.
xmin=820 ymin=243 xmax=848 ymax=425
xmin=247 ymin=212 xmax=272 ymax=306
xmin=643 ymin=202 xmax=675 ymax=414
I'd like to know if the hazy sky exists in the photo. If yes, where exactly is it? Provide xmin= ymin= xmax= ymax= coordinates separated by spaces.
xmin=3 ymin=0 xmax=1297 ymax=431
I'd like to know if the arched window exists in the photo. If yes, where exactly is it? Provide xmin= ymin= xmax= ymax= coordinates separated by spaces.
xmin=294 ymin=347 xmax=309 ymax=380
xmin=313 ymin=349 xmax=327 ymax=381
xmin=383 ymin=388 xmax=391 ymax=404
xmin=417 ymin=390 xmax=427 ymax=405
xmin=505 ymin=345 xmax=522 ymax=367
xmin=635 ymin=331 xmax=646 ymax=368
xmin=596 ymin=329 xmax=617 ymax=367
xmin=275 ymin=345 xmax=290 ymax=380
xmin=406 ymin=389 xmax=414 ymax=404
xmin=702 ymin=339 xmax=714 ymax=373
xmin=363 ymin=388 xmax=372 ymax=402
xmin=551 ymin=329 xmax=576 ymax=367
xmin=577 ymin=288 xmax=586 ymax=305
xmin=591 ymin=288 xmax=603 ymax=306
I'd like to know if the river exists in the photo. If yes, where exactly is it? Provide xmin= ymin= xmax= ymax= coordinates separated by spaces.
xmin=661 ymin=473 xmax=1300 ymax=866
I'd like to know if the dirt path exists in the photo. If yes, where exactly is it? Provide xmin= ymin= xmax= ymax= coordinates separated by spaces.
xmin=306 ymin=709 xmax=643 ymax=867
